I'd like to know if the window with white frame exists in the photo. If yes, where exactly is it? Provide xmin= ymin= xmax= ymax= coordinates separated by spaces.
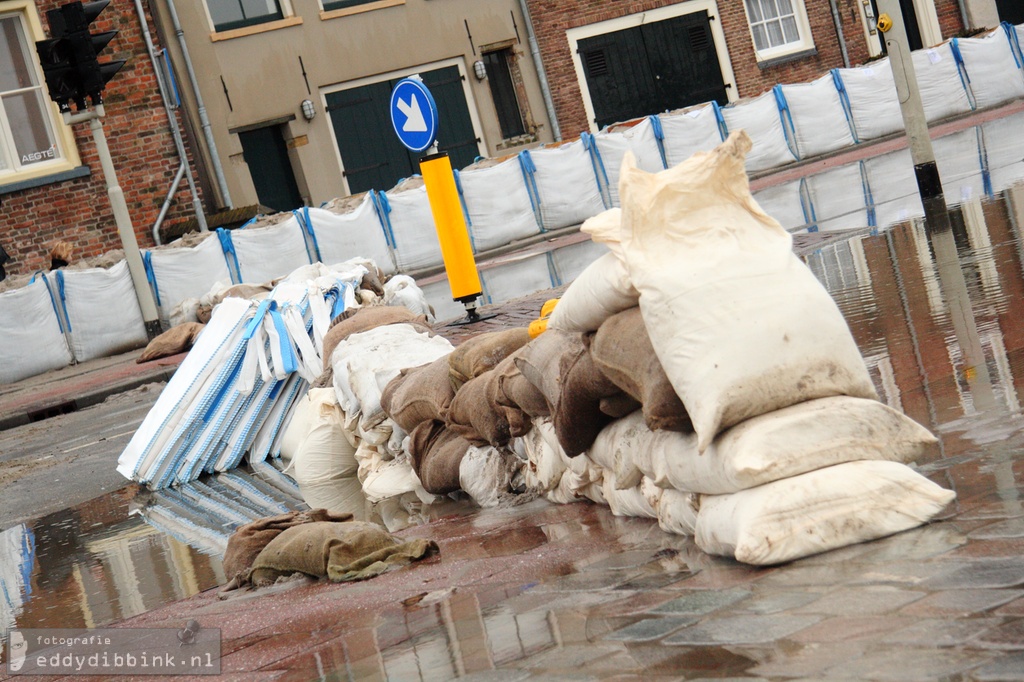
xmin=208 ymin=0 xmax=284 ymax=32
xmin=0 ymin=11 xmax=65 ymax=178
xmin=743 ymin=0 xmax=814 ymax=61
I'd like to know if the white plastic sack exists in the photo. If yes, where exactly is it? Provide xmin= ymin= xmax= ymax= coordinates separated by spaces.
xmin=804 ymin=163 xmax=870 ymax=232
xmin=656 ymin=487 xmax=698 ymax=536
xmin=0 ymin=279 xmax=72 ymax=384
xmin=836 ymin=60 xmax=904 ymax=141
xmin=521 ymin=417 xmax=567 ymax=493
xmin=60 ymin=261 xmax=148 ymax=362
xmin=381 ymin=183 xmax=443 ymax=272
xmin=482 ymin=254 xmax=556 ymax=305
xmin=659 ymin=104 xmax=723 ymax=168
xmin=913 ymin=44 xmax=973 ymax=122
xmin=526 ymin=140 xmax=606 ymax=231
xmin=600 ymin=471 xmax=657 ymax=519
xmin=459 ymin=445 xmax=523 ymax=508
xmin=695 ymin=460 xmax=956 ymax=565
xmin=956 ymin=30 xmax=1024 ymax=110
xmin=779 ymin=75 xmax=855 ymax=158
xmin=231 ymin=216 xmax=312 ymax=284
xmin=383 ymin=275 xmax=433 ymax=321
xmin=619 ymin=133 xmax=877 ymax=453
xmin=281 ymin=386 xmax=357 ymax=472
xmin=547 ymin=251 xmax=637 ymax=333
xmin=302 ymin=198 xmax=396 ymax=275
xmin=356 ymin=446 xmax=435 ymax=505
xmin=587 ymin=411 xmax=647 ymax=491
xmin=720 ymin=92 xmax=797 ymax=172
xmin=550 ymin=238 xmax=609 ymax=286
xmin=146 ymin=235 xmax=233 ymax=324
xmin=594 ymin=117 xmax=666 ymax=206
xmin=459 ymin=158 xmax=540 ymax=252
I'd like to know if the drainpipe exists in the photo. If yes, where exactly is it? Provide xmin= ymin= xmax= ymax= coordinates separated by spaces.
xmin=164 ymin=0 xmax=233 ymax=208
xmin=516 ymin=0 xmax=561 ymax=141
xmin=133 ymin=0 xmax=207 ymax=244
xmin=828 ymin=0 xmax=851 ymax=68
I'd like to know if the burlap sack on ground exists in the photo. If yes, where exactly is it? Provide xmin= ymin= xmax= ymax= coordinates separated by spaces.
xmin=448 ymin=327 xmax=531 ymax=392
xmin=381 ymin=355 xmax=455 ymax=433
xmin=409 ymin=419 xmax=474 ymax=494
xmin=322 ymin=306 xmax=430 ymax=366
xmin=136 ymin=322 xmax=205 ymax=363
xmin=445 ymin=370 xmax=512 ymax=447
xmin=553 ymin=345 xmax=623 ymax=457
xmin=514 ymin=329 xmax=585 ymax=412
xmin=246 ymin=521 xmax=438 ymax=585
xmin=221 ymin=509 xmax=353 ymax=583
xmin=590 ymin=307 xmax=691 ymax=432
xmin=488 ymin=353 xmax=532 ymax=438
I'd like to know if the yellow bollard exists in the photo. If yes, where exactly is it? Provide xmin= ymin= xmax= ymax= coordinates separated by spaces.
xmin=419 ymin=153 xmax=482 ymax=303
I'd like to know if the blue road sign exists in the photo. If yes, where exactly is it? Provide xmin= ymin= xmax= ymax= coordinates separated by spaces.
xmin=390 ymin=77 xmax=439 ymax=153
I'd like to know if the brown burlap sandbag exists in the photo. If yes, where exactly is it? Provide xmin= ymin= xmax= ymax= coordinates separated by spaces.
xmin=409 ymin=420 xmax=473 ymax=494
xmin=321 ymin=306 xmax=430 ymax=365
xmin=600 ymin=393 xmax=644 ymax=418
xmin=553 ymin=346 xmax=623 ymax=457
xmin=381 ymin=355 xmax=455 ymax=433
xmin=497 ymin=366 xmax=550 ymax=419
xmin=246 ymin=521 xmax=438 ymax=585
xmin=136 ymin=322 xmax=205 ymax=363
xmin=513 ymin=329 xmax=585 ymax=413
xmin=590 ymin=307 xmax=692 ymax=432
xmin=489 ymin=352 xmax=534 ymax=437
xmin=446 ymin=370 xmax=512 ymax=447
xmin=448 ymin=327 xmax=531 ymax=392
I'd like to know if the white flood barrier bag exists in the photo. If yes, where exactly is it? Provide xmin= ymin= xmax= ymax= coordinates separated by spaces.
xmin=618 ymin=133 xmax=877 ymax=453
xmin=954 ymin=29 xmax=1024 ymax=110
xmin=301 ymin=198 xmax=397 ymax=275
xmin=777 ymin=75 xmax=855 ymax=158
xmin=481 ymin=254 xmax=556 ymax=305
xmin=59 ymin=261 xmax=148 ymax=362
xmin=719 ymin=92 xmax=798 ymax=172
xmin=658 ymin=104 xmax=724 ymax=168
xmin=804 ymin=163 xmax=871 ymax=232
xmin=144 ymin=235 xmax=233 ymax=324
xmin=656 ymin=488 xmax=698 ymax=536
xmin=457 ymin=158 xmax=540 ymax=252
xmin=864 ymin=148 xmax=925 ymax=229
xmin=600 ymin=471 xmax=657 ymax=519
xmin=419 ymin=278 xmax=470 ymax=324
xmin=913 ymin=45 xmax=972 ymax=122
xmin=224 ymin=216 xmax=312 ymax=285
xmin=981 ymin=114 xmax=1024 ymax=193
xmin=0 ymin=279 xmax=72 ymax=384
xmin=934 ymin=127 xmax=986 ymax=204
xmin=520 ymin=139 xmax=606 ymax=231
xmin=694 ymin=460 xmax=956 ymax=565
xmin=376 ymin=182 xmax=444 ymax=272
xmin=833 ymin=60 xmax=904 ymax=142
xmin=752 ymin=179 xmax=809 ymax=233
xmin=594 ymin=117 xmax=666 ymax=206
xmin=549 ymin=238 xmax=609 ymax=286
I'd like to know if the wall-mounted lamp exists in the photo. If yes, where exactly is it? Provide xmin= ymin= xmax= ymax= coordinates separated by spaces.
xmin=473 ymin=60 xmax=488 ymax=81
xmin=301 ymin=99 xmax=316 ymax=121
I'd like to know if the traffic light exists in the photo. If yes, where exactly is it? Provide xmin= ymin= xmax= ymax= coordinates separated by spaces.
xmin=35 ymin=10 xmax=77 ymax=112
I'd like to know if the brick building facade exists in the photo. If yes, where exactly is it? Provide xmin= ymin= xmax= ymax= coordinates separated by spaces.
xmin=0 ymin=0 xmax=200 ymax=281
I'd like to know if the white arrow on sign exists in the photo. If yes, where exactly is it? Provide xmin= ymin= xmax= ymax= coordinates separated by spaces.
xmin=396 ymin=95 xmax=427 ymax=133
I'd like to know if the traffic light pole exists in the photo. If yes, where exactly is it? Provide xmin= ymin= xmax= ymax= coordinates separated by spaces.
xmin=67 ymin=104 xmax=161 ymax=340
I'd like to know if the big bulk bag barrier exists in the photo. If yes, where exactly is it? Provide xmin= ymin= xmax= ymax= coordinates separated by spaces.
xmin=374 ymin=180 xmax=444 ymax=272
xmin=776 ymin=75 xmax=855 ymax=158
xmin=549 ymin=238 xmax=609 ymax=286
xmin=912 ymin=43 xmax=973 ymax=122
xmin=519 ymin=139 xmax=606 ymax=232
xmin=456 ymin=157 xmax=541 ymax=252
xmin=719 ymin=91 xmax=798 ymax=172
xmin=0 ymin=279 xmax=72 ymax=384
xmin=218 ymin=214 xmax=313 ymax=285
xmin=658 ymin=104 xmax=724 ymax=169
xmin=981 ymin=114 xmax=1024 ymax=193
xmin=0 ymin=524 xmax=33 ymax=637
xmin=300 ymin=196 xmax=397 ymax=275
xmin=618 ymin=133 xmax=877 ymax=453
xmin=803 ymin=162 xmax=871 ymax=232
xmin=934 ymin=127 xmax=987 ymax=204
xmin=56 ymin=261 xmax=149 ymax=362
xmin=832 ymin=60 xmax=904 ymax=142
xmin=143 ymin=234 xmax=233 ymax=326
xmin=752 ymin=179 xmax=812 ymax=234
xmin=952 ymin=27 xmax=1024 ymax=110
xmin=864 ymin=148 xmax=925 ymax=229
xmin=592 ymin=117 xmax=666 ymax=206
xmin=481 ymin=253 xmax=557 ymax=305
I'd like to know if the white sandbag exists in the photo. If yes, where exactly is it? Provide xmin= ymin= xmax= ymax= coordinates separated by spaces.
xmin=145 ymin=235 xmax=233 ymax=324
xmin=864 ymin=148 xmax=924 ymax=229
xmin=458 ymin=158 xmax=540 ymax=252
xmin=656 ymin=487 xmax=698 ymax=536
xmin=587 ymin=411 xmax=646 ymax=490
xmin=0 ymin=279 xmax=72 ymax=384
xmin=547 ymin=251 xmax=637 ymax=333
xmin=719 ymin=92 xmax=797 ymax=172
xmin=659 ymin=104 xmax=723 ymax=168
xmin=229 ymin=216 xmax=312 ymax=285
xmin=594 ymin=117 xmax=666 ymax=206
xmin=301 ymin=198 xmax=397 ymax=275
xmin=752 ymin=179 xmax=810 ymax=233
xmin=913 ymin=44 xmax=972 ymax=122
xmin=523 ymin=140 xmax=606 ymax=231
xmin=619 ymin=133 xmax=877 ymax=453
xmin=281 ymin=386 xmax=357 ymax=477
xmin=459 ymin=445 xmax=523 ymax=508
xmin=382 ymin=275 xmax=434 ymax=321
xmin=356 ymin=446 xmax=435 ymax=505
xmin=278 ymin=386 xmax=319 ymax=462
xmin=934 ymin=127 xmax=986 ymax=204
xmin=804 ymin=163 xmax=871 ymax=232
xmin=955 ymin=30 xmax=1024 ymax=110
xmin=546 ymin=462 xmax=604 ymax=505
xmin=60 ymin=261 xmax=148 ymax=362
xmin=600 ymin=471 xmax=657 ymax=518
xmin=521 ymin=417 xmax=567 ymax=493
xmin=168 ymin=297 xmax=200 ymax=328
xmin=778 ymin=75 xmax=855 ymax=158
xmin=695 ymin=460 xmax=956 ymax=565
xmin=481 ymin=253 xmax=556 ymax=305
xmin=835 ymin=60 xmax=904 ymax=141
xmin=550 ymin=238 xmax=609 ymax=285
xmin=378 ymin=182 xmax=443 ymax=272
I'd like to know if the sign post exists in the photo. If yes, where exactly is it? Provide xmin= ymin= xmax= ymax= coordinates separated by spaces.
xmin=390 ymin=77 xmax=484 ymax=321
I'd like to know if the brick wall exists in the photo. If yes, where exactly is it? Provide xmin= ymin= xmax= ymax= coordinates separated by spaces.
xmin=526 ymin=0 xmax=964 ymax=136
xmin=0 ymin=1 xmax=202 ymax=280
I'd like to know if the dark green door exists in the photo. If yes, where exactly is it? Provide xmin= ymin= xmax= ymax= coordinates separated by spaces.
xmin=238 ymin=126 xmax=304 ymax=212
xmin=996 ymin=0 xmax=1024 ymax=24
xmin=327 ymin=65 xmax=480 ymax=195
xmin=578 ymin=12 xmax=727 ymax=129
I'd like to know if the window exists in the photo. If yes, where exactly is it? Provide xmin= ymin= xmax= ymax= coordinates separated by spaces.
xmin=482 ymin=48 xmax=526 ymax=141
xmin=322 ymin=0 xmax=379 ymax=11
xmin=743 ymin=0 xmax=814 ymax=62
xmin=0 ymin=12 xmax=64 ymax=177
xmin=209 ymin=0 xmax=284 ymax=32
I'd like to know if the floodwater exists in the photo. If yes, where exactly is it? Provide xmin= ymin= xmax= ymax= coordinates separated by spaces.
xmin=3 ymin=110 xmax=1024 ymax=677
